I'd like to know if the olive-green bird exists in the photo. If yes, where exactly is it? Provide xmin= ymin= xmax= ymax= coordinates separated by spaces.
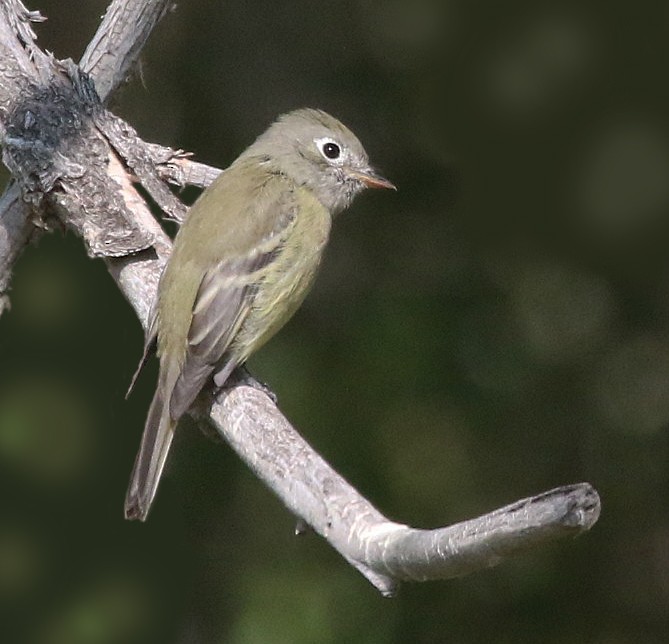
xmin=125 ymin=108 xmax=394 ymax=521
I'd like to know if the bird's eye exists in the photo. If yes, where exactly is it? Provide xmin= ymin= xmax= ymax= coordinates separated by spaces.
xmin=320 ymin=141 xmax=341 ymax=160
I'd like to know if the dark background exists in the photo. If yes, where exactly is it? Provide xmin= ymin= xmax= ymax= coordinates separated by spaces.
xmin=1 ymin=1 xmax=668 ymax=642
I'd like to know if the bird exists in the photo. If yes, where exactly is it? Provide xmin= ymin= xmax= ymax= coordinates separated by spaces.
xmin=124 ymin=108 xmax=395 ymax=521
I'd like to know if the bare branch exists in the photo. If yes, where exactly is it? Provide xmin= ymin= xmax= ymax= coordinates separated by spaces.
xmin=79 ymin=0 xmax=174 ymax=102
xmin=0 ymin=0 xmax=49 ymax=88
xmin=370 ymin=484 xmax=599 ymax=585
xmin=95 ymin=110 xmax=188 ymax=222
xmin=212 ymin=386 xmax=600 ymax=596
xmin=157 ymin=154 xmax=222 ymax=191
xmin=0 ymin=183 xmax=32 ymax=314
xmin=0 ymin=0 xmax=54 ymax=310
xmin=0 ymin=0 xmax=177 ymax=308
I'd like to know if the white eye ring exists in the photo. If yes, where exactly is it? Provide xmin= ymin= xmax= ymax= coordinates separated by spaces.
xmin=315 ymin=137 xmax=343 ymax=163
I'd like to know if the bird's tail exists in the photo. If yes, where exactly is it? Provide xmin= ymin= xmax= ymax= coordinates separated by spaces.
xmin=124 ymin=386 xmax=176 ymax=521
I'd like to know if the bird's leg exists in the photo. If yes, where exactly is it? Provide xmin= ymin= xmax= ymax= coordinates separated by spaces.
xmin=193 ymin=366 xmax=278 ymax=443
xmin=218 ymin=365 xmax=279 ymax=404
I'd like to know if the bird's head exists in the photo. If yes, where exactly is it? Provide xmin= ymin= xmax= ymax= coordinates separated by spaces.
xmin=240 ymin=108 xmax=395 ymax=214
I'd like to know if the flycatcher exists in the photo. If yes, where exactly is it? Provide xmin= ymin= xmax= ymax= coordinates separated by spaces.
xmin=125 ymin=108 xmax=394 ymax=521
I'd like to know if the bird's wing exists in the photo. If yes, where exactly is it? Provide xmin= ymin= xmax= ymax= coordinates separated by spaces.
xmin=168 ymin=251 xmax=278 ymax=418
xmin=167 ymin=182 xmax=297 ymax=419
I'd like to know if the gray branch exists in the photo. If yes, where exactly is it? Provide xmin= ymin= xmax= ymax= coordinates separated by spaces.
xmin=79 ymin=0 xmax=174 ymax=102
xmin=213 ymin=387 xmax=599 ymax=596
xmin=0 ymin=0 xmax=214 ymax=304
xmin=0 ymin=182 xmax=31 ymax=314
xmin=0 ymin=0 xmax=601 ymax=596
xmin=0 ymin=0 xmax=49 ymax=307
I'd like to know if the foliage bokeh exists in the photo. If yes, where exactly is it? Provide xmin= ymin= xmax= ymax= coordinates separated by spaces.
xmin=1 ymin=0 xmax=668 ymax=642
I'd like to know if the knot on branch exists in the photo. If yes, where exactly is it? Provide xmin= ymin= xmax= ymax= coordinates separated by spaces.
xmin=1 ymin=57 xmax=156 ymax=257
xmin=2 ymin=64 xmax=100 ymax=206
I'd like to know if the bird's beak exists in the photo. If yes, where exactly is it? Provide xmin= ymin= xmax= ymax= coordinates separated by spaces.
xmin=347 ymin=168 xmax=396 ymax=191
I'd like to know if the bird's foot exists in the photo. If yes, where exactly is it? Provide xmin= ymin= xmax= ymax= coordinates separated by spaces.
xmin=218 ymin=365 xmax=278 ymax=404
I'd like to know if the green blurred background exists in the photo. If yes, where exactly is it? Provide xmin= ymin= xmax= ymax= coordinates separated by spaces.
xmin=1 ymin=0 xmax=668 ymax=642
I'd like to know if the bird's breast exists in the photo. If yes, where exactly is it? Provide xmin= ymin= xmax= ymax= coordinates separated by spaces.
xmin=231 ymin=189 xmax=332 ymax=359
